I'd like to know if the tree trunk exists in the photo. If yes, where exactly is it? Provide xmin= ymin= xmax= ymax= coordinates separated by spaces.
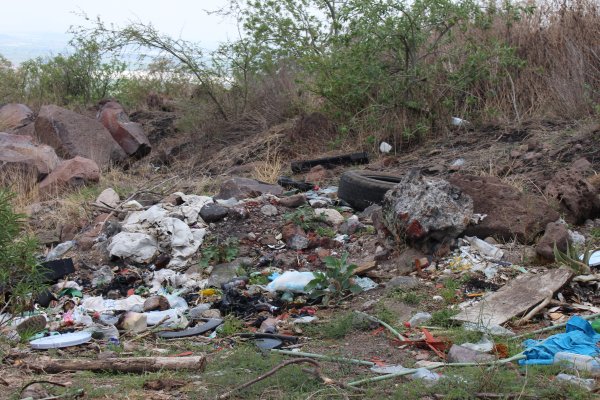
xmin=28 ymin=356 xmax=206 ymax=374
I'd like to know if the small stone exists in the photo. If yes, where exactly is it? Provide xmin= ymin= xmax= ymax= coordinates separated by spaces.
xmin=447 ymin=344 xmax=495 ymax=363
xmin=386 ymin=276 xmax=420 ymax=290
xmin=288 ymin=235 xmax=309 ymax=250
xmin=189 ymin=304 xmax=212 ymax=319
xmin=309 ymin=198 xmax=331 ymax=208
xmin=201 ymin=309 xmax=222 ymax=319
xmin=143 ymin=295 xmax=170 ymax=312
xmin=247 ymin=232 xmax=257 ymax=240
xmin=95 ymin=188 xmax=120 ymax=209
xmin=261 ymin=204 xmax=278 ymax=216
xmin=278 ymin=194 xmax=307 ymax=208
xmin=432 ymin=295 xmax=444 ymax=302
xmin=314 ymin=208 xmax=345 ymax=225
xmin=228 ymin=206 xmax=249 ymax=219
xmin=200 ymin=203 xmax=229 ymax=223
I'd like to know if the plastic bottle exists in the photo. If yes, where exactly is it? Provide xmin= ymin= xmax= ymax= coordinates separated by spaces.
xmin=554 ymin=352 xmax=600 ymax=375
xmin=464 ymin=236 xmax=504 ymax=259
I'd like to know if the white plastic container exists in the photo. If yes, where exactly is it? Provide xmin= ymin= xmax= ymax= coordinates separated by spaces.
xmin=554 ymin=352 xmax=600 ymax=375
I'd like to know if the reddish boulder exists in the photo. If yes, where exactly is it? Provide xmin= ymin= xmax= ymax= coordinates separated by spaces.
xmin=35 ymin=105 xmax=126 ymax=168
xmin=544 ymin=161 xmax=600 ymax=224
xmin=97 ymin=101 xmax=151 ymax=158
xmin=448 ymin=174 xmax=559 ymax=243
xmin=0 ymin=132 xmax=60 ymax=179
xmin=39 ymin=156 xmax=100 ymax=195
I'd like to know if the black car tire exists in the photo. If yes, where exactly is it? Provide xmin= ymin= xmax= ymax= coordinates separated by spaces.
xmin=338 ymin=170 xmax=402 ymax=211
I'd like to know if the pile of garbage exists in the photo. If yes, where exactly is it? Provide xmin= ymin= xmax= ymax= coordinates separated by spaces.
xmin=1 ymin=165 xmax=599 ymax=396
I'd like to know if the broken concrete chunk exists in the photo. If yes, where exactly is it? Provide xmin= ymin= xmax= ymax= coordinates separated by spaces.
xmin=382 ymin=173 xmax=473 ymax=252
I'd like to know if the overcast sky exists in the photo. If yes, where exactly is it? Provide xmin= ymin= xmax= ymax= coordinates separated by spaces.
xmin=2 ymin=0 xmax=236 ymax=45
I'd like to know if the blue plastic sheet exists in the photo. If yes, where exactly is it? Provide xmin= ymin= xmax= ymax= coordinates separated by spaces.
xmin=520 ymin=316 xmax=600 ymax=365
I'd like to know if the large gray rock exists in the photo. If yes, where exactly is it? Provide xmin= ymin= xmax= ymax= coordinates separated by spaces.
xmin=97 ymin=101 xmax=151 ymax=158
xmin=449 ymin=174 xmax=560 ymax=243
xmin=35 ymin=105 xmax=126 ymax=167
xmin=382 ymin=173 xmax=473 ymax=252
xmin=215 ymin=177 xmax=284 ymax=200
xmin=0 ymin=132 xmax=60 ymax=180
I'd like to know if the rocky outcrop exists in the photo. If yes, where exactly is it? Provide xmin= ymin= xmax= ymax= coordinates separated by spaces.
xmin=35 ymin=105 xmax=126 ymax=168
xmin=0 ymin=132 xmax=60 ymax=179
xmin=449 ymin=174 xmax=560 ymax=243
xmin=544 ymin=159 xmax=600 ymax=224
xmin=39 ymin=156 xmax=100 ymax=194
xmin=97 ymin=101 xmax=151 ymax=158
xmin=382 ymin=173 xmax=473 ymax=253
xmin=215 ymin=177 xmax=284 ymax=200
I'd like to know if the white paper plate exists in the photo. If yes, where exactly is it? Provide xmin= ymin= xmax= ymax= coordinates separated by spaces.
xmin=30 ymin=331 xmax=91 ymax=350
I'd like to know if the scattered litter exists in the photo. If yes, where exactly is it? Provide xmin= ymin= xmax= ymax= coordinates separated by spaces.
xmin=379 ymin=142 xmax=392 ymax=153
xmin=30 ymin=331 xmax=92 ymax=350
xmin=408 ymin=312 xmax=432 ymax=328
xmin=266 ymin=271 xmax=316 ymax=293
xmin=254 ymin=338 xmax=283 ymax=350
xmin=354 ymin=276 xmax=378 ymax=291
xmin=46 ymin=241 xmax=75 ymax=261
xmin=555 ymin=373 xmax=596 ymax=391
xmin=521 ymin=316 xmax=600 ymax=366
xmin=461 ymin=335 xmax=494 ymax=353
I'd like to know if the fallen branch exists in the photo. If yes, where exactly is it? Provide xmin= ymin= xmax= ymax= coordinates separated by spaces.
xmin=26 ymin=356 xmax=206 ymax=374
xmin=218 ymin=358 xmax=361 ymax=399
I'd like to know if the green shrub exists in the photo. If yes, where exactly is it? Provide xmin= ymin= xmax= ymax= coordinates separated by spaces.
xmin=0 ymin=190 xmax=45 ymax=318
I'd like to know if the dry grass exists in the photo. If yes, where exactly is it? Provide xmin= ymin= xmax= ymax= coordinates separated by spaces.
xmin=0 ymin=167 xmax=40 ymax=212
xmin=251 ymin=144 xmax=285 ymax=184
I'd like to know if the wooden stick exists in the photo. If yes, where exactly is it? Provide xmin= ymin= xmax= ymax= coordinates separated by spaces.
xmin=26 ymin=356 xmax=206 ymax=374
xmin=516 ymin=290 xmax=553 ymax=326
